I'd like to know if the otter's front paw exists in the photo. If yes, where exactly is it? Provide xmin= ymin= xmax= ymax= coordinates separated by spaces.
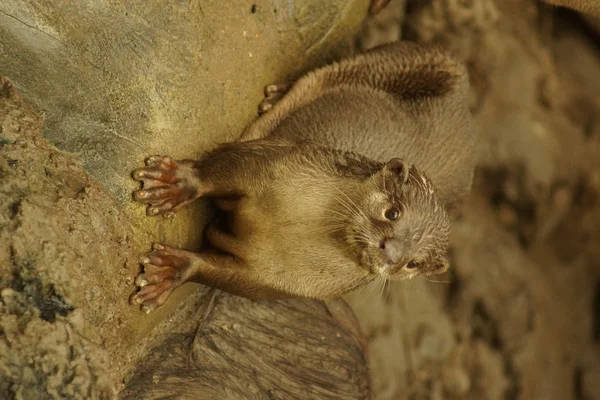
xmin=258 ymin=82 xmax=289 ymax=115
xmin=130 ymin=243 xmax=194 ymax=313
xmin=132 ymin=155 xmax=200 ymax=216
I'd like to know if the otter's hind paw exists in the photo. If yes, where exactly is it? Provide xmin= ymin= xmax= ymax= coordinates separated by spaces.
xmin=130 ymin=243 xmax=195 ymax=313
xmin=132 ymin=156 xmax=201 ymax=216
xmin=258 ymin=82 xmax=289 ymax=115
xmin=369 ymin=0 xmax=391 ymax=14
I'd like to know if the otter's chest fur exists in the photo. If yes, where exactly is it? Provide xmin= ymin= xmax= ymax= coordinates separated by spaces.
xmin=229 ymin=176 xmax=371 ymax=298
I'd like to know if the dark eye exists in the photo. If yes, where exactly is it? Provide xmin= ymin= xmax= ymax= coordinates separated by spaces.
xmin=406 ymin=260 xmax=420 ymax=269
xmin=384 ymin=207 xmax=400 ymax=221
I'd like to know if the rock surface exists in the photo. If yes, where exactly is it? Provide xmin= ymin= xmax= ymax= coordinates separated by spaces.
xmin=2 ymin=0 xmax=600 ymax=399
xmin=0 ymin=1 xmax=374 ymax=398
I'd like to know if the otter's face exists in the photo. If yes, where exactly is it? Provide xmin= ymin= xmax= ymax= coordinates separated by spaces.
xmin=345 ymin=158 xmax=450 ymax=281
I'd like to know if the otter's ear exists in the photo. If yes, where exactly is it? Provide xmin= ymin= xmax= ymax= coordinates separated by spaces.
xmin=384 ymin=158 xmax=410 ymax=184
xmin=430 ymin=256 xmax=450 ymax=275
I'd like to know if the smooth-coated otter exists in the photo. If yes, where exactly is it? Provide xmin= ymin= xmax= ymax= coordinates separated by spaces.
xmin=130 ymin=41 xmax=476 ymax=312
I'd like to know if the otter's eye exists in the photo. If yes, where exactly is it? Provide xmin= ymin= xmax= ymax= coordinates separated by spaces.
xmin=384 ymin=207 xmax=400 ymax=221
xmin=406 ymin=260 xmax=420 ymax=269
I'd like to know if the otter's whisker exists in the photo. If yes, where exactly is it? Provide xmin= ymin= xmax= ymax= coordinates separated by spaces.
xmin=332 ymin=197 xmax=366 ymax=227
xmin=302 ymin=226 xmax=346 ymax=235
xmin=384 ymin=279 xmax=392 ymax=303
xmin=324 ymin=206 xmax=353 ymax=220
xmin=333 ymin=198 xmax=366 ymax=225
xmin=374 ymin=276 xmax=387 ymax=307
xmin=354 ymin=276 xmax=377 ymax=306
xmin=333 ymin=187 xmax=370 ymax=223
xmin=364 ymin=279 xmax=380 ymax=299
xmin=422 ymin=275 xmax=450 ymax=284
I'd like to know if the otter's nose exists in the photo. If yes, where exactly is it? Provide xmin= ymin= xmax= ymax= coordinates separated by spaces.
xmin=380 ymin=237 xmax=407 ymax=264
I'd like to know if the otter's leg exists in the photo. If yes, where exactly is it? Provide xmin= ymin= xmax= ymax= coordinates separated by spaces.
xmin=130 ymin=243 xmax=243 ymax=313
xmin=132 ymin=156 xmax=203 ymax=216
xmin=258 ymin=83 xmax=289 ymax=115
xmin=204 ymin=223 xmax=245 ymax=256
xmin=369 ymin=0 xmax=390 ymax=14
xmin=134 ymin=139 xmax=303 ymax=217
xmin=241 ymin=42 xmax=466 ymax=142
xmin=132 ymin=150 xmax=254 ymax=217
xmin=213 ymin=197 xmax=240 ymax=212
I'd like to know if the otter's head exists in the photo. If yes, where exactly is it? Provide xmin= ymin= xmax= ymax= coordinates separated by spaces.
xmin=343 ymin=158 xmax=450 ymax=280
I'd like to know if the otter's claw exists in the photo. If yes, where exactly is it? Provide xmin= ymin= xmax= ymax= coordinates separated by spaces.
xmin=132 ymin=156 xmax=201 ymax=216
xmin=145 ymin=155 xmax=169 ymax=166
xmin=135 ymin=274 xmax=149 ymax=287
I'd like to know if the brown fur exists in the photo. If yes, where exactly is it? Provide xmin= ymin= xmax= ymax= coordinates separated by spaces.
xmin=130 ymin=41 xmax=476 ymax=311
xmin=542 ymin=0 xmax=600 ymax=16
xmin=369 ymin=0 xmax=392 ymax=14
xmin=242 ymin=41 xmax=475 ymax=207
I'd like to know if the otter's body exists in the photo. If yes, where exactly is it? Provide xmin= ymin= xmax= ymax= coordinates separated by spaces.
xmin=195 ymin=142 xmax=382 ymax=299
xmin=243 ymin=42 xmax=475 ymax=207
xmin=130 ymin=42 xmax=476 ymax=312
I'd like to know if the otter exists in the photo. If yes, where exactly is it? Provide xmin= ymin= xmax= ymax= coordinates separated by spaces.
xmin=130 ymin=41 xmax=476 ymax=312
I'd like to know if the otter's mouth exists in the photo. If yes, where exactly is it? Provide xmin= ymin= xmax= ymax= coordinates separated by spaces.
xmin=373 ymin=263 xmax=420 ymax=281
xmin=349 ymin=228 xmax=388 ymax=275
xmin=357 ymin=248 xmax=373 ymax=271
xmin=357 ymin=246 xmax=388 ymax=276
xmin=346 ymin=227 xmax=370 ymax=264
xmin=356 ymin=240 xmax=420 ymax=281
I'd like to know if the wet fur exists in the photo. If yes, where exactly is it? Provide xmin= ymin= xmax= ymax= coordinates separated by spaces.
xmin=242 ymin=41 xmax=476 ymax=208
xmin=196 ymin=42 xmax=471 ymax=298
xmin=132 ymin=41 xmax=475 ymax=306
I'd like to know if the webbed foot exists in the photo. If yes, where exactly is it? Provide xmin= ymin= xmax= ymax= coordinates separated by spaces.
xmin=132 ymin=156 xmax=201 ymax=216
xmin=130 ymin=243 xmax=199 ymax=313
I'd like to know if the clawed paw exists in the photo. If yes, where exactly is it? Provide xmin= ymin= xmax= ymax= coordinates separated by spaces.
xmin=132 ymin=156 xmax=200 ymax=216
xmin=258 ymin=82 xmax=289 ymax=115
xmin=130 ymin=243 xmax=192 ymax=313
